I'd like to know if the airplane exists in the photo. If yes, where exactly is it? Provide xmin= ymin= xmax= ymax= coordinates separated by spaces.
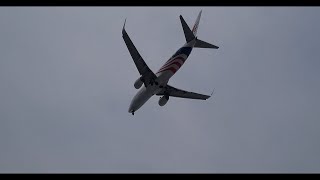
xmin=123 ymin=10 xmax=219 ymax=115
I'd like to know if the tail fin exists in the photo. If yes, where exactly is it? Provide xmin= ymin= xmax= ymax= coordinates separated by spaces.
xmin=192 ymin=10 xmax=202 ymax=36
xmin=179 ymin=10 xmax=219 ymax=49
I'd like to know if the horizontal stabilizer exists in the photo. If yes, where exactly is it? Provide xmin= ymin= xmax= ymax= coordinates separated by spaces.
xmin=194 ymin=39 xmax=219 ymax=49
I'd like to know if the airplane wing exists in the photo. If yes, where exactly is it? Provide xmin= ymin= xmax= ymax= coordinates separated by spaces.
xmin=156 ymin=84 xmax=211 ymax=100
xmin=122 ymin=19 xmax=157 ymax=86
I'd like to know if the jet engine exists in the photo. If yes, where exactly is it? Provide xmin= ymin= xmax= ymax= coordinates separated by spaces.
xmin=134 ymin=77 xmax=143 ymax=89
xmin=158 ymin=95 xmax=169 ymax=106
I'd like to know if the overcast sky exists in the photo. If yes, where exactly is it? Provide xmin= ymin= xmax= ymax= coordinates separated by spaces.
xmin=0 ymin=7 xmax=320 ymax=173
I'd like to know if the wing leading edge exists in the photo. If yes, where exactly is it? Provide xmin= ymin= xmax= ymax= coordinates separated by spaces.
xmin=156 ymin=85 xmax=211 ymax=100
xmin=122 ymin=19 xmax=157 ymax=87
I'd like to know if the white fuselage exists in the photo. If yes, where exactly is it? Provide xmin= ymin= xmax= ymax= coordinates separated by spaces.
xmin=128 ymin=39 xmax=196 ymax=114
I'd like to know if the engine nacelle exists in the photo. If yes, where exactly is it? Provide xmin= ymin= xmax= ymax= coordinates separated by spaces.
xmin=134 ymin=77 xmax=143 ymax=89
xmin=158 ymin=95 xmax=169 ymax=106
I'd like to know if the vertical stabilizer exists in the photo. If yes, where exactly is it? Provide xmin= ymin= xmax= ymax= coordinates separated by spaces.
xmin=179 ymin=10 xmax=219 ymax=49
xmin=192 ymin=10 xmax=202 ymax=36
xmin=179 ymin=10 xmax=202 ymax=42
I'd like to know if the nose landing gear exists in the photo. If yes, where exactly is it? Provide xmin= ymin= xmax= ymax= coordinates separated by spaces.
xmin=131 ymin=111 xmax=135 ymax=115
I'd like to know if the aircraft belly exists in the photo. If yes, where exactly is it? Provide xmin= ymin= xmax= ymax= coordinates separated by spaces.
xmin=135 ymin=93 xmax=152 ymax=110
xmin=156 ymin=71 xmax=173 ymax=84
xmin=129 ymin=85 xmax=159 ymax=112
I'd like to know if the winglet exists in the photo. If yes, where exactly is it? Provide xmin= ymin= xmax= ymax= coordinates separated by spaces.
xmin=122 ymin=18 xmax=127 ymax=36
xmin=123 ymin=18 xmax=127 ymax=31
xmin=204 ymin=88 xmax=215 ymax=100
xmin=180 ymin=15 xmax=195 ymax=42
xmin=210 ymin=88 xmax=215 ymax=96
xmin=207 ymin=88 xmax=215 ymax=100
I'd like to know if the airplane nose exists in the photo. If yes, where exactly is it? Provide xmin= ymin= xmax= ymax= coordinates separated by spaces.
xmin=128 ymin=105 xmax=135 ymax=115
xmin=128 ymin=104 xmax=134 ymax=113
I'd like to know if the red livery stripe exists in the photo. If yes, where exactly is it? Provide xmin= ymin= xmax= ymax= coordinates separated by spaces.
xmin=158 ymin=60 xmax=183 ymax=72
xmin=158 ymin=57 xmax=185 ymax=72
xmin=158 ymin=66 xmax=177 ymax=74
xmin=162 ymin=56 xmax=185 ymax=68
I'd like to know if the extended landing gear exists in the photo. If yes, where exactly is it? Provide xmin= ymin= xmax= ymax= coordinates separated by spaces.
xmin=131 ymin=111 xmax=135 ymax=115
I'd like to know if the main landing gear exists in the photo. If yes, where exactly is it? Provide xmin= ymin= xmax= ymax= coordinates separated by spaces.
xmin=149 ymin=81 xmax=159 ymax=86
